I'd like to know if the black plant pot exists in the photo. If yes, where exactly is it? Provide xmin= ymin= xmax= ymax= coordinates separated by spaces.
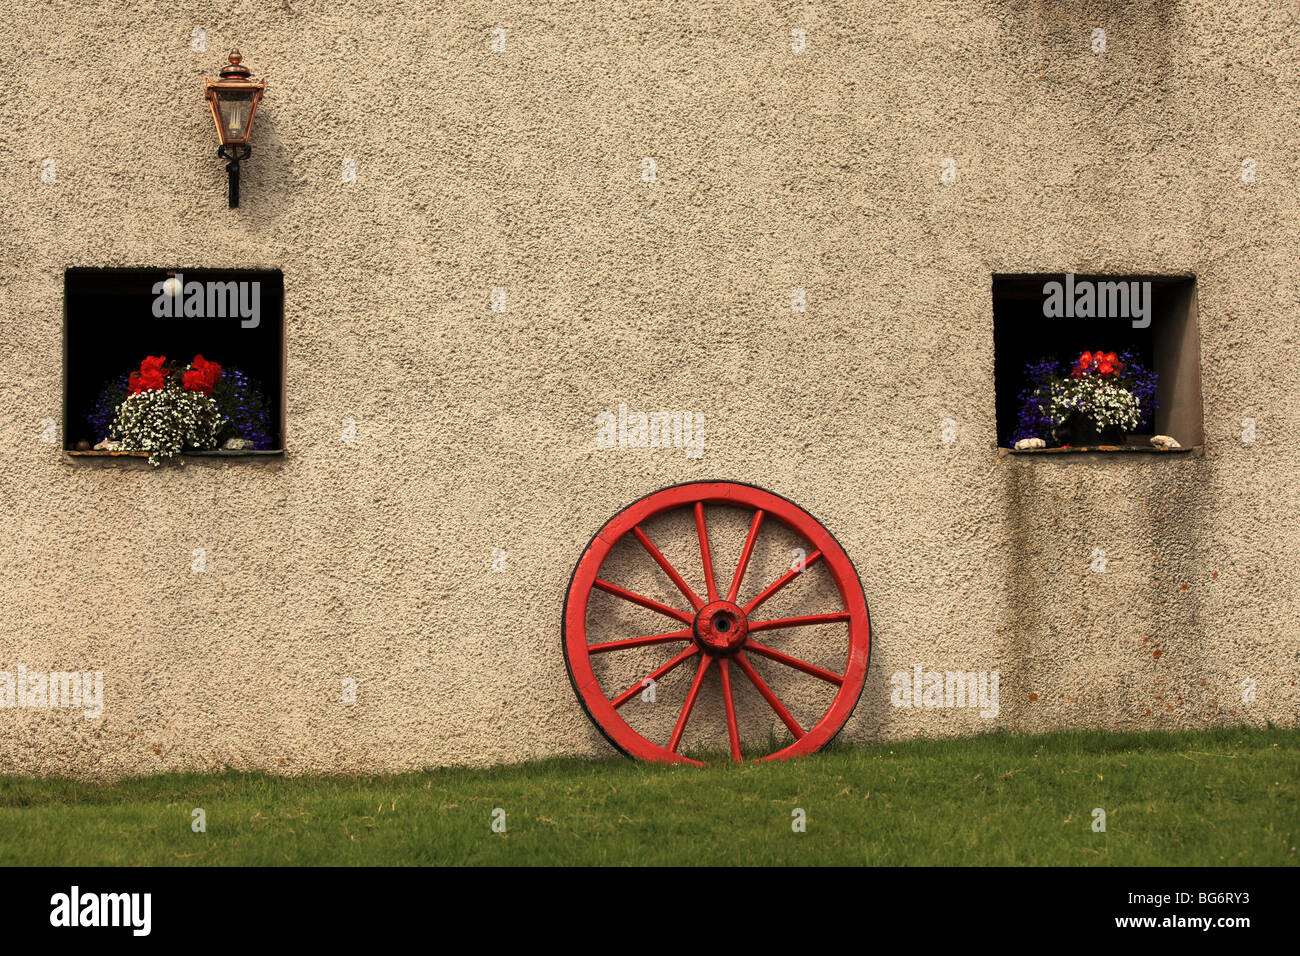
xmin=1059 ymin=412 xmax=1126 ymax=446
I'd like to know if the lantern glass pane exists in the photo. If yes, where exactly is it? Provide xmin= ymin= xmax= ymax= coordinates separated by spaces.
xmin=217 ymin=91 xmax=255 ymax=142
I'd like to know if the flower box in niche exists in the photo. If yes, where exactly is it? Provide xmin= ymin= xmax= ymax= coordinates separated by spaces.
xmin=992 ymin=274 xmax=1203 ymax=454
xmin=63 ymin=269 xmax=284 ymax=464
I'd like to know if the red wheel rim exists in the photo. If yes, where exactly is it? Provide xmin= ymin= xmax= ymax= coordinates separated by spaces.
xmin=563 ymin=481 xmax=871 ymax=764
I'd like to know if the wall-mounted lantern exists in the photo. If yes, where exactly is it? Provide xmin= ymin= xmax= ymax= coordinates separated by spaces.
xmin=204 ymin=50 xmax=264 ymax=208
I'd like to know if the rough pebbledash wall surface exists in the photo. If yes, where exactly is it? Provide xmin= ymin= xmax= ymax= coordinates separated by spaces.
xmin=1 ymin=0 xmax=1296 ymax=778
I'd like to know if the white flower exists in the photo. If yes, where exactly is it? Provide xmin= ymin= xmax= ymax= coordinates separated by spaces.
xmin=1044 ymin=377 xmax=1141 ymax=435
xmin=111 ymin=381 xmax=226 ymax=466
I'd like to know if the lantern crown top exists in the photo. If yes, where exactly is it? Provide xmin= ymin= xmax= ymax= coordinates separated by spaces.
xmin=218 ymin=50 xmax=252 ymax=81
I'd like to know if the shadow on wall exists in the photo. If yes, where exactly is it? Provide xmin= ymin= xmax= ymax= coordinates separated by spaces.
xmin=224 ymin=108 xmax=297 ymax=221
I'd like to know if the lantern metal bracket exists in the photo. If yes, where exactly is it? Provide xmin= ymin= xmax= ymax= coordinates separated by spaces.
xmin=217 ymin=144 xmax=252 ymax=209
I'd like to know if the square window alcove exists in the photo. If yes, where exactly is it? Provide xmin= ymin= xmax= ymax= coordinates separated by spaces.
xmin=63 ymin=268 xmax=284 ymax=457
xmin=992 ymin=274 xmax=1203 ymax=453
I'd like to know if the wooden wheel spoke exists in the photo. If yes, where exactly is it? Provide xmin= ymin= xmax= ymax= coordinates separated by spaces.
xmin=748 ymin=611 xmax=851 ymax=633
xmin=694 ymin=502 xmax=719 ymax=603
xmin=588 ymin=628 xmax=693 ymax=654
xmin=719 ymin=658 xmax=742 ymax=761
xmin=726 ymin=509 xmax=765 ymax=604
xmin=734 ymin=652 xmax=805 ymax=739
xmin=742 ymin=550 xmax=823 ymax=615
xmin=743 ymin=639 xmax=844 ymax=686
xmin=594 ymin=578 xmax=694 ymax=624
xmin=667 ymin=655 xmax=713 ymax=753
xmin=611 ymin=646 xmax=699 ymax=709
xmin=633 ymin=526 xmax=705 ymax=611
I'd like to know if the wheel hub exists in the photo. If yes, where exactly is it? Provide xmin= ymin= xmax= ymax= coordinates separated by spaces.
xmin=693 ymin=600 xmax=748 ymax=654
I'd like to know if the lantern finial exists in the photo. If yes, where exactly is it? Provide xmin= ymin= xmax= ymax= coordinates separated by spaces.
xmin=219 ymin=50 xmax=252 ymax=80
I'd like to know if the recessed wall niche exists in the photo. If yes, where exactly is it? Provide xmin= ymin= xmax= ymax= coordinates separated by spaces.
xmin=63 ymin=268 xmax=284 ymax=455
xmin=992 ymin=274 xmax=1203 ymax=451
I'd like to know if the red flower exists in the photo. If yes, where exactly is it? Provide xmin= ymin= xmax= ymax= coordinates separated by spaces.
xmin=1093 ymin=351 xmax=1123 ymax=377
xmin=127 ymin=355 xmax=168 ymax=393
xmin=1073 ymin=350 xmax=1124 ymax=378
xmin=182 ymin=354 xmax=223 ymax=394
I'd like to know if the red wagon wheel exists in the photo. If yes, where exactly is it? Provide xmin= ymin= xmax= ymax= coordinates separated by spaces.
xmin=563 ymin=481 xmax=870 ymax=764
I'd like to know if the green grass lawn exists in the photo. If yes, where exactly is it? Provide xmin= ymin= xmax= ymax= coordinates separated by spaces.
xmin=1 ymin=727 xmax=1295 ymax=865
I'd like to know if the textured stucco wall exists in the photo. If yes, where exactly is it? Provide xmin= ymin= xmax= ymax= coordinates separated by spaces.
xmin=0 ymin=0 xmax=1296 ymax=778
